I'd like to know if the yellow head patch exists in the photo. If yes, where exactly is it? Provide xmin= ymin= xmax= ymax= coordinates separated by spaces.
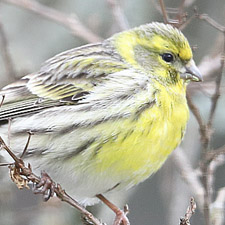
xmin=113 ymin=22 xmax=193 ymax=65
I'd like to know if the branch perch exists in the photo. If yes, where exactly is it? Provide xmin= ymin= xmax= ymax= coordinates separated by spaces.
xmin=0 ymin=136 xmax=103 ymax=225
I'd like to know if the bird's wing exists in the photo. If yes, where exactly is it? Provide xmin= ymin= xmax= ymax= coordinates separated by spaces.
xmin=0 ymin=42 xmax=128 ymax=120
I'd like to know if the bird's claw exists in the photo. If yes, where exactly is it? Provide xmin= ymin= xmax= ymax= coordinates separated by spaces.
xmin=33 ymin=171 xmax=55 ymax=201
xmin=113 ymin=205 xmax=130 ymax=225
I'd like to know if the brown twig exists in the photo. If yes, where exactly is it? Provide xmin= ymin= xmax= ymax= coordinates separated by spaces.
xmin=207 ymin=34 xmax=225 ymax=128
xmin=0 ymin=136 xmax=22 ymax=164
xmin=157 ymin=0 xmax=191 ymax=28
xmin=205 ymin=145 xmax=225 ymax=164
xmin=158 ymin=0 xmax=169 ymax=24
xmin=186 ymin=91 xmax=207 ymax=139
xmin=1 ymin=0 xmax=102 ymax=43
xmin=179 ymin=14 xmax=195 ymax=30
xmin=194 ymin=10 xmax=225 ymax=33
xmin=107 ymin=0 xmax=129 ymax=31
xmin=180 ymin=197 xmax=197 ymax=225
xmin=0 ymin=136 xmax=103 ymax=225
xmin=0 ymin=21 xmax=17 ymax=81
xmin=193 ymin=14 xmax=225 ymax=225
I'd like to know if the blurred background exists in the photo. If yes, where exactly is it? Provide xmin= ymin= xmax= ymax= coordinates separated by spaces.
xmin=0 ymin=0 xmax=225 ymax=225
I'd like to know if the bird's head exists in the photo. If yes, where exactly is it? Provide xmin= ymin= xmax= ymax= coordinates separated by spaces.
xmin=113 ymin=22 xmax=202 ymax=84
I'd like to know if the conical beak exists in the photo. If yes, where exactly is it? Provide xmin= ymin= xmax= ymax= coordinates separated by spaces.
xmin=180 ymin=60 xmax=203 ymax=82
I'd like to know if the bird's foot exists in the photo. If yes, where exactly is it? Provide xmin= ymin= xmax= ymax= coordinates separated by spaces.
xmin=33 ymin=171 xmax=55 ymax=201
xmin=113 ymin=205 xmax=130 ymax=225
xmin=96 ymin=194 xmax=130 ymax=225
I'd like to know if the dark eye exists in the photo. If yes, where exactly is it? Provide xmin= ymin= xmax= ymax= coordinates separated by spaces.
xmin=161 ymin=53 xmax=174 ymax=63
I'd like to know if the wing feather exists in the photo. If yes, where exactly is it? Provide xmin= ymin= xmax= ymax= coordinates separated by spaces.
xmin=0 ymin=42 xmax=129 ymax=121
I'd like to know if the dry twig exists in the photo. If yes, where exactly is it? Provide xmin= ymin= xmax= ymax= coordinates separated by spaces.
xmin=180 ymin=197 xmax=197 ymax=225
xmin=195 ymin=15 xmax=225 ymax=225
xmin=158 ymin=0 xmax=168 ymax=24
xmin=157 ymin=0 xmax=190 ymax=28
xmin=0 ymin=136 xmax=103 ymax=225
xmin=157 ymin=3 xmax=225 ymax=225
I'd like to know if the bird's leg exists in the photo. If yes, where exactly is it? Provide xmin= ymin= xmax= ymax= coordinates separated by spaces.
xmin=33 ymin=171 xmax=56 ymax=201
xmin=96 ymin=194 xmax=130 ymax=225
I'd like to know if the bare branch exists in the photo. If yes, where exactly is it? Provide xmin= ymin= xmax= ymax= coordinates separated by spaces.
xmin=192 ymin=15 xmax=225 ymax=225
xmin=158 ymin=0 xmax=169 ymax=24
xmin=195 ymin=11 xmax=225 ymax=33
xmin=180 ymin=197 xmax=197 ymax=225
xmin=107 ymin=0 xmax=129 ymax=31
xmin=207 ymin=34 xmax=225 ymax=128
xmin=0 ymin=136 xmax=103 ymax=225
xmin=179 ymin=14 xmax=195 ymax=30
xmin=186 ymin=91 xmax=207 ymax=141
xmin=1 ymin=0 xmax=102 ymax=43
xmin=206 ymin=145 xmax=225 ymax=164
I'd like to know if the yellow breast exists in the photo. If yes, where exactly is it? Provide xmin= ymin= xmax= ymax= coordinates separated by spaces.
xmin=92 ymin=82 xmax=189 ymax=187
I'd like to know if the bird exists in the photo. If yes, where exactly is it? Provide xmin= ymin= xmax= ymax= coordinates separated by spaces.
xmin=0 ymin=22 xmax=202 ymax=224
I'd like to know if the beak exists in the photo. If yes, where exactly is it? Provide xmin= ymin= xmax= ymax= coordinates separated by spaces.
xmin=180 ymin=60 xmax=203 ymax=82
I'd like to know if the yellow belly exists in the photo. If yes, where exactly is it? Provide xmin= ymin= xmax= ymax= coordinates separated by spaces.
xmin=68 ymin=84 xmax=189 ymax=193
xmin=88 ymin=90 xmax=189 ymax=187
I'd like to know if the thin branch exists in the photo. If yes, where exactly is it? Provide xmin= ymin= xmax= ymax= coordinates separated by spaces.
xmin=0 ymin=136 xmax=22 ymax=164
xmin=179 ymin=14 xmax=195 ymax=30
xmin=0 ymin=21 xmax=17 ymax=81
xmin=205 ymin=145 xmax=225 ymax=165
xmin=107 ymin=0 xmax=129 ymax=31
xmin=180 ymin=197 xmax=197 ymax=225
xmin=195 ymin=11 xmax=225 ymax=33
xmin=1 ymin=0 xmax=102 ymax=43
xmin=175 ymin=0 xmax=188 ymax=27
xmin=207 ymin=33 xmax=225 ymax=128
xmin=0 ymin=136 xmax=103 ymax=225
xmin=194 ymin=16 xmax=225 ymax=225
xmin=186 ymin=91 xmax=207 ymax=140
xmin=158 ymin=0 xmax=168 ymax=24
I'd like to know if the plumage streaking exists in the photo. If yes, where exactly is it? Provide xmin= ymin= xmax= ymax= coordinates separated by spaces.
xmin=0 ymin=22 xmax=202 ymax=206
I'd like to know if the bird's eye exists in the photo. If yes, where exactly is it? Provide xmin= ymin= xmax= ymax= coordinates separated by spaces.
xmin=161 ymin=53 xmax=174 ymax=63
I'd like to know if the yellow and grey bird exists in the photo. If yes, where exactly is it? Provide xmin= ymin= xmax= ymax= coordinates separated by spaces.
xmin=0 ymin=22 xmax=202 ymax=211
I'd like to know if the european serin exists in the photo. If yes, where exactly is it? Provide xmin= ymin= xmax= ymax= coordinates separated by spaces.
xmin=0 ymin=22 xmax=202 ymax=220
